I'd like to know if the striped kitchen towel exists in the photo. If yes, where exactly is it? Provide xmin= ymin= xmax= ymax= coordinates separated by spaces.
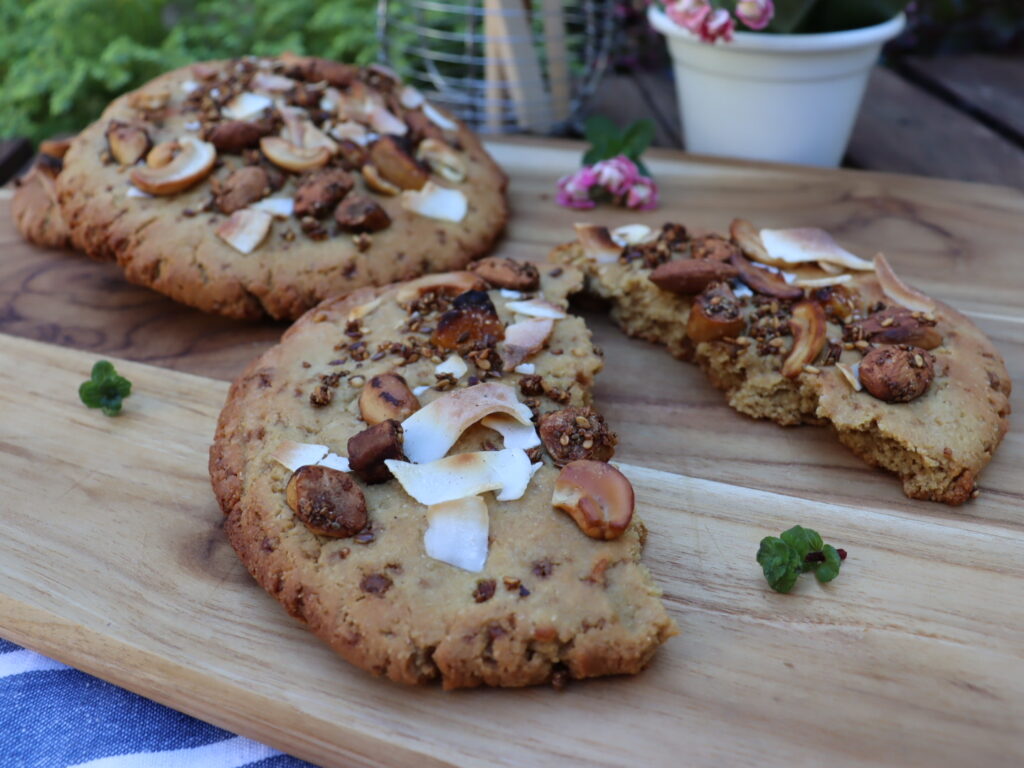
xmin=0 ymin=638 xmax=317 ymax=768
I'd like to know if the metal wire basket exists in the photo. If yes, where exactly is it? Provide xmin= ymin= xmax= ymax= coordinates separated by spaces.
xmin=377 ymin=0 xmax=616 ymax=134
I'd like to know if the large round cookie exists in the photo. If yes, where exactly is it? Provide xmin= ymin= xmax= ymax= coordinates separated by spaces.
xmin=57 ymin=56 xmax=508 ymax=320
xmin=554 ymin=221 xmax=1011 ymax=505
xmin=210 ymin=261 xmax=676 ymax=688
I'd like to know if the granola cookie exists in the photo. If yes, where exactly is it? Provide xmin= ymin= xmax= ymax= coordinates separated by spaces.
xmin=56 ymin=56 xmax=508 ymax=320
xmin=553 ymin=221 xmax=1011 ymax=505
xmin=11 ymin=144 xmax=72 ymax=249
xmin=209 ymin=262 xmax=676 ymax=688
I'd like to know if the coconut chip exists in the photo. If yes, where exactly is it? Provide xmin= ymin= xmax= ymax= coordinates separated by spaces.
xmin=424 ymin=496 xmax=489 ymax=572
xmin=499 ymin=317 xmax=554 ymax=369
xmin=435 ymin=354 xmax=468 ymax=380
xmin=504 ymin=299 xmax=566 ymax=319
xmin=575 ymin=222 xmax=621 ymax=263
xmin=270 ymin=440 xmax=351 ymax=473
xmin=223 ymin=92 xmax=273 ymax=121
xmin=611 ymin=224 xmax=655 ymax=246
xmin=249 ymin=197 xmax=294 ymax=218
xmin=793 ymin=273 xmax=853 ymax=288
xmin=423 ymin=103 xmax=457 ymax=130
xmin=759 ymin=228 xmax=875 ymax=271
xmin=873 ymin=253 xmax=936 ymax=314
xmin=481 ymin=414 xmax=541 ymax=451
xmin=400 ymin=182 xmax=467 ymax=222
xmin=385 ymin=448 xmax=533 ymax=504
xmin=836 ymin=362 xmax=862 ymax=392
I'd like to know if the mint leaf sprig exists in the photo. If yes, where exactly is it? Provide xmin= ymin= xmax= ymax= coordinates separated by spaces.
xmin=581 ymin=115 xmax=655 ymax=176
xmin=757 ymin=525 xmax=847 ymax=593
xmin=79 ymin=360 xmax=132 ymax=416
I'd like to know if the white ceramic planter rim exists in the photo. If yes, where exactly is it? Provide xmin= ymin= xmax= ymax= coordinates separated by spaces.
xmin=649 ymin=7 xmax=906 ymax=53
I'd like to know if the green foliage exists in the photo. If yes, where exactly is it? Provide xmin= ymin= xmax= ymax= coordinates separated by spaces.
xmin=0 ymin=0 xmax=380 ymax=144
xmin=582 ymin=116 xmax=655 ymax=174
xmin=757 ymin=525 xmax=846 ymax=593
xmin=79 ymin=360 xmax=132 ymax=417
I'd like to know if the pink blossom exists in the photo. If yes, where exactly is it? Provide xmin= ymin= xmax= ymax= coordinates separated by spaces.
xmin=625 ymin=176 xmax=659 ymax=210
xmin=556 ymin=167 xmax=598 ymax=209
xmin=592 ymin=156 xmax=640 ymax=196
xmin=735 ymin=0 xmax=774 ymax=30
xmin=665 ymin=0 xmax=711 ymax=34
xmin=556 ymin=155 xmax=659 ymax=211
xmin=698 ymin=8 xmax=735 ymax=43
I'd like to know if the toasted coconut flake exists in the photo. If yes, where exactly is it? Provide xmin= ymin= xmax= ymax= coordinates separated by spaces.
xmin=400 ymin=85 xmax=425 ymax=109
xmin=126 ymin=185 xmax=153 ymax=199
xmin=223 ymin=92 xmax=273 ymax=121
xmin=386 ymin=448 xmax=533 ymax=504
xmin=271 ymin=440 xmax=351 ymax=472
xmin=575 ymin=222 xmax=621 ymax=263
xmin=251 ymin=72 xmax=296 ymax=92
xmin=423 ymin=102 xmax=457 ymax=130
xmin=346 ymin=295 xmax=382 ymax=323
xmin=505 ymin=299 xmax=566 ymax=319
xmin=318 ymin=453 xmax=352 ymax=472
xmin=481 ymin=414 xmax=541 ymax=451
xmin=369 ymin=106 xmax=408 ymax=136
xmin=394 ymin=271 xmax=486 ymax=304
xmin=330 ymin=120 xmax=370 ymax=146
xmin=435 ymin=354 xmax=468 ymax=380
xmin=413 ymin=385 xmax=431 ymax=396
xmin=793 ymin=273 xmax=852 ymax=288
xmin=400 ymin=182 xmax=467 ymax=222
xmin=424 ymin=496 xmax=489 ymax=572
xmin=874 ymin=253 xmax=935 ymax=313
xmin=500 ymin=289 xmax=525 ymax=299
xmin=836 ymin=362 xmax=862 ymax=392
xmin=216 ymin=209 xmax=272 ymax=254
xmin=818 ymin=261 xmax=845 ymax=275
xmin=401 ymin=382 xmax=533 ymax=464
xmin=611 ymin=224 xmax=655 ymax=246
xmin=181 ymin=80 xmax=199 ymax=94
xmin=514 ymin=363 xmax=535 ymax=374
xmin=759 ymin=228 xmax=875 ymax=271
xmin=499 ymin=317 xmax=554 ymax=368
xmin=249 ymin=197 xmax=294 ymax=218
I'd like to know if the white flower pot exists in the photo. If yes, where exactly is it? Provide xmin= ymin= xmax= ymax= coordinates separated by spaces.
xmin=648 ymin=7 xmax=906 ymax=167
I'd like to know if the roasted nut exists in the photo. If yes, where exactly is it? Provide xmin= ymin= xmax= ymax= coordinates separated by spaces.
xmin=369 ymin=136 xmax=428 ymax=190
xmin=810 ymin=284 xmax=855 ymax=322
xmin=260 ymin=136 xmax=331 ymax=173
xmin=215 ymin=165 xmax=270 ymax=214
xmin=130 ymin=136 xmax=216 ymax=195
xmin=295 ymin=168 xmax=354 ymax=218
xmin=205 ymin=119 xmax=270 ymax=153
xmin=305 ymin=57 xmax=359 ymax=88
xmin=335 ymin=194 xmax=391 ymax=232
xmin=729 ymin=217 xmax=772 ymax=264
xmin=858 ymin=344 xmax=935 ymax=403
xmin=730 ymin=251 xmax=804 ymax=300
xmin=359 ymin=372 xmax=420 ymax=424
xmin=347 ymin=419 xmax=406 ymax=484
xmin=649 ymin=258 xmax=739 ymax=295
xmin=781 ymin=300 xmax=827 ymax=378
xmin=286 ymin=464 xmax=367 ymax=538
xmin=394 ymin=272 xmax=488 ymax=304
xmin=146 ymin=140 xmax=179 ymax=169
xmin=105 ymin=121 xmax=151 ymax=165
xmin=415 ymin=138 xmax=466 ymax=182
xmin=690 ymin=234 xmax=739 ymax=262
xmin=431 ymin=290 xmax=505 ymax=352
xmin=404 ymin=109 xmax=445 ymax=144
xmin=687 ymin=282 xmax=746 ymax=342
xmin=552 ymin=460 xmax=634 ymax=540
xmin=538 ymin=407 xmax=617 ymax=466
xmin=469 ymin=257 xmax=540 ymax=291
xmin=854 ymin=307 xmax=942 ymax=350
xmin=361 ymin=163 xmax=401 ymax=196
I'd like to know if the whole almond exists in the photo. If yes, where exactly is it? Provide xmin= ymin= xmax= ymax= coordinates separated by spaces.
xmin=859 ymin=344 xmax=935 ymax=403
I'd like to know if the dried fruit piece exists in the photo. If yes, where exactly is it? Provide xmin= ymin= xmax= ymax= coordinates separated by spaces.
xmin=294 ymin=168 xmax=354 ymax=219
xmin=470 ymin=257 xmax=540 ymax=291
xmin=729 ymin=252 xmax=804 ymax=300
xmin=431 ymin=290 xmax=505 ymax=352
xmin=285 ymin=464 xmax=367 ymax=538
xmin=215 ymin=166 xmax=270 ymax=214
xmin=359 ymin=373 xmax=420 ymax=425
xmin=347 ymin=419 xmax=406 ymax=484
xmin=105 ymin=121 xmax=151 ymax=165
xmin=369 ymin=136 xmax=428 ymax=190
xmin=361 ymin=163 xmax=401 ymax=196
xmin=781 ymin=300 xmax=827 ymax=378
xmin=854 ymin=307 xmax=942 ymax=350
xmin=130 ymin=136 xmax=216 ymax=195
xmin=552 ymin=460 xmax=634 ymax=540
xmin=858 ymin=345 xmax=935 ymax=403
xmin=415 ymin=138 xmax=466 ymax=182
xmin=539 ymin=407 xmax=617 ymax=466
xmin=687 ymin=282 xmax=746 ymax=342
xmin=335 ymin=194 xmax=391 ymax=232
xmin=649 ymin=258 xmax=739 ymax=295
xmin=260 ymin=136 xmax=331 ymax=173
xmin=205 ymin=120 xmax=270 ymax=153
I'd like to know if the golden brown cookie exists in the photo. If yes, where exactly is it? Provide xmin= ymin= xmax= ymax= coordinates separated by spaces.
xmin=209 ymin=263 xmax=676 ymax=688
xmin=554 ymin=221 xmax=1011 ymax=505
xmin=57 ymin=56 xmax=508 ymax=320
xmin=12 ymin=150 xmax=72 ymax=250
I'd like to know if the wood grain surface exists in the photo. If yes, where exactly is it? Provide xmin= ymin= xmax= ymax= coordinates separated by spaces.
xmin=1 ymin=334 xmax=1022 ymax=768
xmin=2 ymin=138 xmax=1024 ymax=765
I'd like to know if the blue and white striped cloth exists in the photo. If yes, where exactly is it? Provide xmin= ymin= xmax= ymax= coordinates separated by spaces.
xmin=0 ymin=638 xmax=317 ymax=768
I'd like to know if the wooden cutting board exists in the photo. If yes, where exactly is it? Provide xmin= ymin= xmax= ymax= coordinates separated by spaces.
xmin=2 ymin=138 xmax=1024 ymax=766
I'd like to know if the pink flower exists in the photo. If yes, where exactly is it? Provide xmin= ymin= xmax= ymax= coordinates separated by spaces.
xmin=556 ymin=167 xmax=598 ymax=209
xmin=625 ymin=176 xmax=659 ymax=210
xmin=698 ymin=8 xmax=735 ymax=43
xmin=665 ymin=0 xmax=711 ymax=33
xmin=556 ymin=155 xmax=658 ymax=211
xmin=592 ymin=156 xmax=641 ymax=196
xmin=735 ymin=0 xmax=774 ymax=30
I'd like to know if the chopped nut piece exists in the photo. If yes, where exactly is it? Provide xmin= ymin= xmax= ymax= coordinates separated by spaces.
xmin=853 ymin=306 xmax=942 ymax=350
xmin=394 ymin=271 xmax=488 ymax=305
xmin=295 ymin=168 xmax=354 ymax=218
xmin=205 ymin=119 xmax=271 ymax=152
xmin=431 ymin=290 xmax=505 ymax=352
xmin=369 ymin=136 xmax=429 ymax=190
xmin=105 ymin=121 xmax=151 ymax=165
xmin=470 ymin=257 xmax=540 ymax=291
xmin=360 ymin=572 xmax=393 ymax=595
xmin=687 ymin=282 xmax=746 ymax=343
xmin=215 ymin=165 xmax=270 ymax=214
xmin=472 ymin=579 xmax=497 ymax=603
xmin=859 ymin=345 xmax=935 ymax=403
xmin=361 ymin=163 xmax=401 ymax=195
xmin=347 ymin=419 xmax=406 ymax=484
xmin=730 ymin=251 xmax=804 ymax=300
xmin=415 ymin=138 xmax=467 ymax=182
xmin=286 ymin=464 xmax=367 ymax=537
xmin=335 ymin=194 xmax=391 ymax=232
xmin=552 ymin=460 xmax=635 ymax=540
xmin=359 ymin=372 xmax=420 ymax=424
xmin=260 ymin=136 xmax=331 ymax=172
xmin=538 ymin=407 xmax=617 ymax=466
xmin=131 ymin=136 xmax=216 ymax=195
xmin=781 ymin=300 xmax=827 ymax=378
xmin=810 ymin=284 xmax=855 ymax=321
xmin=146 ymin=140 xmax=179 ymax=169
xmin=690 ymin=234 xmax=739 ymax=262
xmin=649 ymin=258 xmax=739 ymax=295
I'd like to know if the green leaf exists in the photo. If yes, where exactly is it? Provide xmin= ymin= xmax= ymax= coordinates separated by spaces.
xmin=814 ymin=544 xmax=843 ymax=583
xmin=91 ymin=360 xmax=116 ymax=379
xmin=756 ymin=536 xmax=803 ymax=593
xmin=583 ymin=114 xmax=619 ymax=146
xmin=79 ymin=379 xmax=102 ymax=408
xmin=618 ymin=119 xmax=655 ymax=161
xmin=780 ymin=525 xmax=824 ymax=570
xmin=79 ymin=359 xmax=131 ymax=417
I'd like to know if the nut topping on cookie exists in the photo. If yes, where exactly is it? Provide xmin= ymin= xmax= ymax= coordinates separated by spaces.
xmin=853 ymin=307 xmax=942 ymax=350
xmin=259 ymin=136 xmax=331 ymax=172
xmin=146 ymin=140 xmax=180 ymax=168
xmin=873 ymin=253 xmax=937 ymax=314
xmin=395 ymin=272 xmax=488 ymax=304
xmin=294 ymin=168 xmax=354 ymax=218
xmin=415 ymin=138 xmax=466 ymax=183
xmin=687 ymin=282 xmax=747 ymax=342
xmin=470 ymin=257 xmax=540 ymax=291
xmin=215 ymin=166 xmax=271 ymax=214
xmin=105 ymin=121 xmax=151 ymax=166
xmin=539 ymin=407 xmax=617 ymax=466
xmin=781 ymin=301 xmax=827 ymax=378
xmin=729 ymin=252 xmax=804 ymax=300
xmin=216 ymin=209 xmax=273 ymax=254
xmin=285 ymin=464 xmax=368 ymax=538
xmin=130 ymin=136 xmax=216 ymax=195
xmin=369 ymin=136 xmax=428 ymax=190
xmin=348 ymin=419 xmax=407 ymax=484
xmin=859 ymin=345 xmax=935 ymax=403
xmin=335 ymin=195 xmax=391 ymax=232
xmin=205 ymin=119 xmax=271 ymax=152
xmin=552 ymin=460 xmax=634 ymax=540
xmin=431 ymin=290 xmax=505 ymax=352
xmin=690 ymin=234 xmax=740 ymax=262
xmin=360 ymin=163 xmax=401 ymax=196
xmin=359 ymin=373 xmax=421 ymax=425
xmin=400 ymin=182 xmax=468 ymax=222
xmin=648 ymin=258 xmax=739 ymax=295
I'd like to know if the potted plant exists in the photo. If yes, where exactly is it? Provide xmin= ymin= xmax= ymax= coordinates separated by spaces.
xmin=648 ymin=0 xmax=909 ymax=166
